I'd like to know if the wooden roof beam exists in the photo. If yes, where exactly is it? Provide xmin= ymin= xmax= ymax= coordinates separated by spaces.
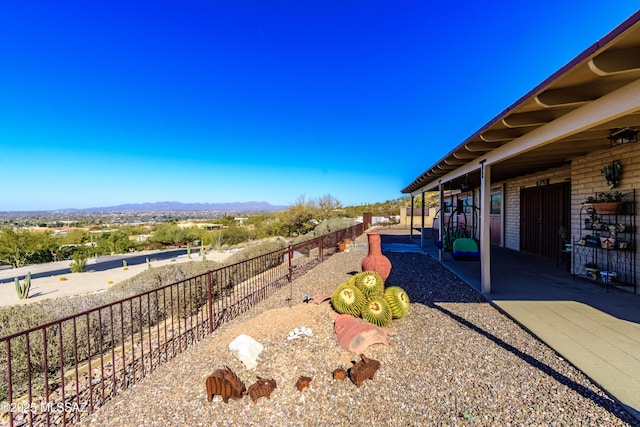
xmin=535 ymin=85 xmax=600 ymax=108
xmin=464 ymin=141 xmax=503 ymax=152
xmin=589 ymin=47 xmax=640 ymax=76
xmin=479 ymin=129 xmax=523 ymax=142
xmin=502 ymin=111 xmax=555 ymax=128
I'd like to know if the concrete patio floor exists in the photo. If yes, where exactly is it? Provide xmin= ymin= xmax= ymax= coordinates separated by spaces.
xmin=378 ymin=228 xmax=640 ymax=421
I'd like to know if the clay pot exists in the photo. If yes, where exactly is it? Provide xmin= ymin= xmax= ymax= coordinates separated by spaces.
xmin=334 ymin=314 xmax=396 ymax=353
xmin=361 ymin=232 xmax=392 ymax=281
xmin=587 ymin=202 xmax=622 ymax=215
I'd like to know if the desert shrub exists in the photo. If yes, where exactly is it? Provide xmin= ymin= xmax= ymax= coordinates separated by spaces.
xmin=69 ymin=253 xmax=88 ymax=273
xmin=225 ymin=239 xmax=286 ymax=264
xmin=292 ymin=217 xmax=356 ymax=245
xmin=0 ymin=240 xmax=294 ymax=402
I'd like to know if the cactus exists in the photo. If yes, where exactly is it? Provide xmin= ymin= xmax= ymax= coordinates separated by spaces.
xmin=361 ymin=295 xmax=392 ymax=327
xmin=352 ymin=271 xmax=384 ymax=298
xmin=331 ymin=282 xmax=366 ymax=316
xmin=383 ymin=286 xmax=410 ymax=319
xmin=14 ymin=272 xmax=31 ymax=299
xmin=601 ymin=160 xmax=622 ymax=189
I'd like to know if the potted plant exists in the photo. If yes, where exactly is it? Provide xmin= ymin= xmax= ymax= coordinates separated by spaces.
xmin=583 ymin=191 xmax=624 ymax=214
xmin=582 ymin=234 xmax=599 ymax=247
xmin=600 ymin=271 xmax=617 ymax=283
xmin=584 ymin=262 xmax=599 ymax=280
xmin=601 ymin=160 xmax=622 ymax=189
xmin=607 ymin=223 xmax=626 ymax=237
xmin=558 ymin=225 xmax=571 ymax=251
xmin=600 ymin=236 xmax=616 ymax=249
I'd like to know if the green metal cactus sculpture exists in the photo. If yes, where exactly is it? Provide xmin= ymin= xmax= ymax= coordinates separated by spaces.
xmin=15 ymin=272 xmax=31 ymax=299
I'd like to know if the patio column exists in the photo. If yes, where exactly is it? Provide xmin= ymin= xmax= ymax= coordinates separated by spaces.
xmin=409 ymin=195 xmax=415 ymax=240
xmin=480 ymin=161 xmax=491 ymax=293
xmin=421 ymin=192 xmax=425 ymax=249
xmin=438 ymin=181 xmax=444 ymax=262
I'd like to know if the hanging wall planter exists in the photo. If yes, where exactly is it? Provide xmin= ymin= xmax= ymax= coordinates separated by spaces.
xmin=601 ymin=160 xmax=622 ymax=189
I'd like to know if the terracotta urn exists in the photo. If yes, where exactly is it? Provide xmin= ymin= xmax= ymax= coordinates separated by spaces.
xmin=361 ymin=232 xmax=392 ymax=281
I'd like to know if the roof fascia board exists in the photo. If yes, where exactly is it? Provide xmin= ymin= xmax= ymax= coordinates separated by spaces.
xmin=405 ymin=11 xmax=640 ymax=193
xmin=410 ymin=77 xmax=640 ymax=195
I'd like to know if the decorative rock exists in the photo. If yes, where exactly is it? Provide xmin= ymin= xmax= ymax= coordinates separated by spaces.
xmin=348 ymin=354 xmax=381 ymax=387
xmin=296 ymin=376 xmax=312 ymax=391
xmin=246 ymin=377 xmax=277 ymax=403
xmin=287 ymin=326 xmax=313 ymax=340
xmin=334 ymin=314 xmax=396 ymax=354
xmin=332 ymin=368 xmax=348 ymax=380
xmin=205 ymin=366 xmax=246 ymax=403
xmin=307 ymin=294 xmax=331 ymax=304
xmin=229 ymin=334 xmax=263 ymax=370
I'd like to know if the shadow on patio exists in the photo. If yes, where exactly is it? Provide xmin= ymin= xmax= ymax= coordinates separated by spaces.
xmin=378 ymin=227 xmax=640 ymax=421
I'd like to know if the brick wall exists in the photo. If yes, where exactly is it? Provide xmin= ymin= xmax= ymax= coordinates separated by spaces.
xmin=571 ymin=144 xmax=639 ymax=286
xmin=502 ymin=165 xmax=571 ymax=251
xmin=496 ymin=143 xmax=639 ymax=288
xmin=571 ymin=144 xmax=639 ymax=238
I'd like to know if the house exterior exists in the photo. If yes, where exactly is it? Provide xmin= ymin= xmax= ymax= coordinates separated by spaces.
xmin=402 ymin=11 xmax=640 ymax=294
xmin=399 ymin=207 xmax=437 ymax=228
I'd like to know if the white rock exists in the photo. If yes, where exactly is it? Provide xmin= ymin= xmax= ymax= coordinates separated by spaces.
xmin=228 ymin=334 xmax=263 ymax=370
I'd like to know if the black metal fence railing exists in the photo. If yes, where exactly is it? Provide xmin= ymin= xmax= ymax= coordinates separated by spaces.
xmin=0 ymin=223 xmax=363 ymax=427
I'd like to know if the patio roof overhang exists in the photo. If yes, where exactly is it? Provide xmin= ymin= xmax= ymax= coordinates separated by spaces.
xmin=402 ymin=10 xmax=640 ymax=195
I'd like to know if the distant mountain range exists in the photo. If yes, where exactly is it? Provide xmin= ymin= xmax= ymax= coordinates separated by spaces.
xmin=79 ymin=201 xmax=289 ymax=212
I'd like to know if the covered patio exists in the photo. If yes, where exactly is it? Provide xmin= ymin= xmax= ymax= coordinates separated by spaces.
xmin=382 ymin=228 xmax=640 ymax=419
xmin=402 ymin=10 xmax=640 ymax=295
xmin=399 ymin=12 xmax=640 ymax=417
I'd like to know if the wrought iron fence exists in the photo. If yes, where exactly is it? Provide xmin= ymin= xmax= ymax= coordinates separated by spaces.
xmin=0 ymin=224 xmax=363 ymax=427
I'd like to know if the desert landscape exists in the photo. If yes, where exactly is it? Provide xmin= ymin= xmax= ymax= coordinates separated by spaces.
xmin=0 ymin=250 xmax=234 ymax=308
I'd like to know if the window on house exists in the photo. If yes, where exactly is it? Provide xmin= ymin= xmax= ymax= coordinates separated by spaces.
xmin=457 ymin=197 xmax=472 ymax=214
xmin=490 ymin=194 xmax=501 ymax=214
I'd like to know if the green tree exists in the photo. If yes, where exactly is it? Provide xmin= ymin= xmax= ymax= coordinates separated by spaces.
xmin=315 ymin=194 xmax=343 ymax=221
xmin=220 ymin=225 xmax=252 ymax=245
xmin=276 ymin=196 xmax=316 ymax=237
xmin=56 ymin=228 xmax=91 ymax=245
xmin=244 ymin=213 xmax=279 ymax=239
xmin=0 ymin=229 xmax=55 ymax=268
xmin=149 ymin=223 xmax=199 ymax=246
xmin=95 ymin=231 xmax=136 ymax=255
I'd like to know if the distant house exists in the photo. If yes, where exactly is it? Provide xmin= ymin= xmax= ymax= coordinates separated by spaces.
xmin=402 ymin=11 xmax=640 ymax=294
xmin=177 ymin=221 xmax=223 ymax=231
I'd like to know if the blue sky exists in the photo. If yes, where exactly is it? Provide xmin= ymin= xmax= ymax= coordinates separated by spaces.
xmin=1 ymin=2 xmax=637 ymax=211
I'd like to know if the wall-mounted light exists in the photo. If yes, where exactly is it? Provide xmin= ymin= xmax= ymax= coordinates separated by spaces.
xmin=608 ymin=127 xmax=638 ymax=147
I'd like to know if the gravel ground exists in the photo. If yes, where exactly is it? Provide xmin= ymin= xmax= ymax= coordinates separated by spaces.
xmin=78 ymin=231 xmax=639 ymax=426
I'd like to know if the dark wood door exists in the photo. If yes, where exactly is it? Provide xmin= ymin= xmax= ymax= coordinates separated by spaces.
xmin=520 ymin=182 xmax=570 ymax=259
